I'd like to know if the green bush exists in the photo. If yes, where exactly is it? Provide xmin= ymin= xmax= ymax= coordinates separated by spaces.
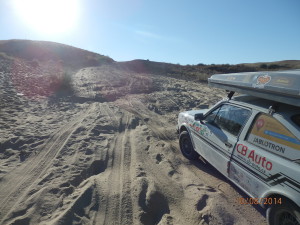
xmin=56 ymin=71 xmax=75 ymax=96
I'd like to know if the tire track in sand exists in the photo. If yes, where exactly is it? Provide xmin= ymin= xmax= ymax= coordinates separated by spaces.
xmin=0 ymin=104 xmax=95 ymax=224
xmin=118 ymin=96 xmax=174 ymax=141
xmin=98 ymin=113 xmax=135 ymax=225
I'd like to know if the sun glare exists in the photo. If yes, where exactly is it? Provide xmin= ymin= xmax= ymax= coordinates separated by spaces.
xmin=12 ymin=0 xmax=80 ymax=35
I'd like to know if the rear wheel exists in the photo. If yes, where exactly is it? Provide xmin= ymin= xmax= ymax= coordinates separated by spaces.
xmin=267 ymin=198 xmax=300 ymax=225
xmin=179 ymin=131 xmax=199 ymax=160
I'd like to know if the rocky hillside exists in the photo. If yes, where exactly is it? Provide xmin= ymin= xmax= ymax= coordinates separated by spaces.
xmin=0 ymin=40 xmax=114 ymax=71
xmin=1 ymin=39 xmax=299 ymax=83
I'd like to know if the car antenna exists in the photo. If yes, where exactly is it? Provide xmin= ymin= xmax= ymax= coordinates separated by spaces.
xmin=226 ymin=91 xmax=235 ymax=100
xmin=268 ymin=103 xmax=279 ymax=115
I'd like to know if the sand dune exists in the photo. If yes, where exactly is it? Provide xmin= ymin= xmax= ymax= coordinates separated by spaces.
xmin=0 ymin=61 xmax=267 ymax=224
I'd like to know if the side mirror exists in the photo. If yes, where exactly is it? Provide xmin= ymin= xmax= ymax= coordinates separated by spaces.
xmin=194 ymin=113 xmax=205 ymax=123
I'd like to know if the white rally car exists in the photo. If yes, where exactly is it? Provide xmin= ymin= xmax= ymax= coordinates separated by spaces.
xmin=177 ymin=70 xmax=300 ymax=225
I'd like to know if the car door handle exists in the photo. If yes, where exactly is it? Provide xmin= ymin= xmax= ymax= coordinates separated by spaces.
xmin=224 ymin=142 xmax=232 ymax=148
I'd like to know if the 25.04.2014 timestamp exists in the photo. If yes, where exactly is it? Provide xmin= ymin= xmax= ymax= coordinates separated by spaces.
xmin=237 ymin=197 xmax=282 ymax=205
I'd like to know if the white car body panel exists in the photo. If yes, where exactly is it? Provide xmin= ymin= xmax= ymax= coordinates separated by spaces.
xmin=178 ymin=96 xmax=300 ymax=208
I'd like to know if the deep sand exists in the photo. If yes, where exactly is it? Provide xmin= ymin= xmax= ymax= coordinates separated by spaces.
xmin=0 ymin=60 xmax=267 ymax=225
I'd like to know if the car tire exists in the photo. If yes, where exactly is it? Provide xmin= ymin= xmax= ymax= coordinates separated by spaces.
xmin=179 ymin=131 xmax=199 ymax=160
xmin=267 ymin=197 xmax=300 ymax=225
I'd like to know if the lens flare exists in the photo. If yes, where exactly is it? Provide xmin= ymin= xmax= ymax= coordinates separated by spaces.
xmin=12 ymin=0 xmax=80 ymax=35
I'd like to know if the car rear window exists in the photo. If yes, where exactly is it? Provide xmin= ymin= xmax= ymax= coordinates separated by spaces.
xmin=246 ymin=113 xmax=300 ymax=159
xmin=291 ymin=114 xmax=300 ymax=128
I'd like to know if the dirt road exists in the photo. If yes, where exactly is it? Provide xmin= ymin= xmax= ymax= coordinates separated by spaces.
xmin=0 ymin=64 xmax=267 ymax=225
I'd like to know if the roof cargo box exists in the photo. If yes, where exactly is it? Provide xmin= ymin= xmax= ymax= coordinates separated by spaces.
xmin=208 ymin=69 xmax=300 ymax=107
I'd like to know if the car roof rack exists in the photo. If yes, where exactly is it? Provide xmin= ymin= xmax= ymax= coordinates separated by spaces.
xmin=208 ymin=69 xmax=300 ymax=107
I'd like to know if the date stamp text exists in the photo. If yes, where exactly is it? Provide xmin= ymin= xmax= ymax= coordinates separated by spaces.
xmin=237 ymin=197 xmax=282 ymax=205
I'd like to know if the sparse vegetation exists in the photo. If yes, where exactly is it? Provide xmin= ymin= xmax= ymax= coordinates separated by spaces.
xmin=55 ymin=71 xmax=75 ymax=97
xmin=260 ymin=63 xmax=268 ymax=69
xmin=0 ymin=52 xmax=14 ymax=61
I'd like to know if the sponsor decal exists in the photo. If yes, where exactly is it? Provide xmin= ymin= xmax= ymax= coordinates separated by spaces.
xmin=274 ymin=77 xmax=292 ymax=86
xmin=253 ymin=74 xmax=271 ymax=88
xmin=253 ymin=137 xmax=285 ymax=154
xmin=231 ymin=158 xmax=300 ymax=193
xmin=257 ymin=75 xmax=271 ymax=84
xmin=264 ymin=130 xmax=300 ymax=145
xmin=236 ymin=144 xmax=273 ymax=172
xmin=248 ymin=134 xmax=300 ymax=159
xmin=256 ymin=119 xmax=265 ymax=131
xmin=189 ymin=121 xmax=212 ymax=137
xmin=230 ymin=164 xmax=258 ymax=195
xmin=226 ymin=76 xmax=236 ymax=81
xmin=250 ymin=114 xmax=300 ymax=151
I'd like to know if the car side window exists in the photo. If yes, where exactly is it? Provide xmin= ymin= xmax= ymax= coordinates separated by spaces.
xmin=291 ymin=114 xmax=300 ymax=128
xmin=246 ymin=114 xmax=300 ymax=157
xmin=205 ymin=104 xmax=251 ymax=136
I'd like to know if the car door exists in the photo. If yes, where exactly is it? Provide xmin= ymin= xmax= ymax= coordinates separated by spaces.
xmin=191 ymin=103 xmax=251 ymax=175
xmin=229 ymin=112 xmax=300 ymax=199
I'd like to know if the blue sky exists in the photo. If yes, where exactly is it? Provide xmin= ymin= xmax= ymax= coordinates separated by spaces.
xmin=1 ymin=0 xmax=299 ymax=65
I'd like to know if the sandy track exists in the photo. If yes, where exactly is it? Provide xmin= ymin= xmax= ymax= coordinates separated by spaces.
xmin=0 ymin=64 xmax=267 ymax=225
xmin=0 ymin=104 xmax=95 ymax=224
xmin=101 ymin=115 xmax=135 ymax=225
